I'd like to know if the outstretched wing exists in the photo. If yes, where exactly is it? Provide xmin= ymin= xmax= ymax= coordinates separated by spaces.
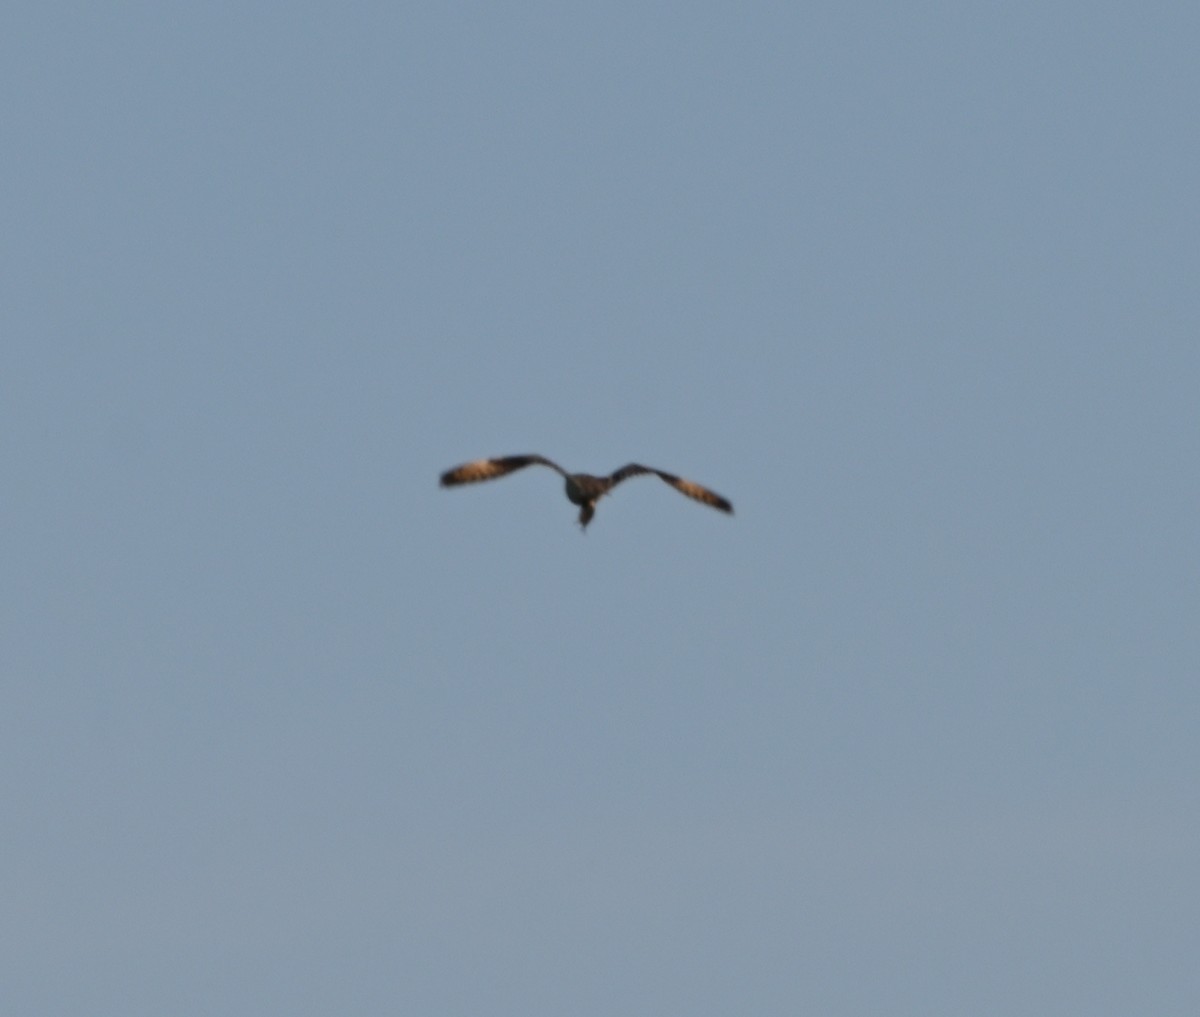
xmin=439 ymin=454 xmax=567 ymax=487
xmin=608 ymin=464 xmax=733 ymax=514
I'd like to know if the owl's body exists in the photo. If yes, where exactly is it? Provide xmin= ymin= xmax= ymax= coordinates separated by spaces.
xmin=439 ymin=454 xmax=732 ymax=530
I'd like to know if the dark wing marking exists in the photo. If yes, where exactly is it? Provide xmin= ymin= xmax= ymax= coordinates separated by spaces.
xmin=439 ymin=454 xmax=567 ymax=487
xmin=608 ymin=464 xmax=733 ymax=514
xmin=608 ymin=464 xmax=656 ymax=486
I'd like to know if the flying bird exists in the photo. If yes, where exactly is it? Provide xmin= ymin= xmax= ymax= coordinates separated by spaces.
xmin=439 ymin=454 xmax=733 ymax=530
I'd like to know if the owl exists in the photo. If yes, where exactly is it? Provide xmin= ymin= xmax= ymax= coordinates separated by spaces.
xmin=440 ymin=454 xmax=733 ymax=530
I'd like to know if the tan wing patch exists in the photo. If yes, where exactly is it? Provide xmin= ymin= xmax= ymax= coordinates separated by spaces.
xmin=665 ymin=475 xmax=734 ymax=513
xmin=440 ymin=458 xmax=514 ymax=486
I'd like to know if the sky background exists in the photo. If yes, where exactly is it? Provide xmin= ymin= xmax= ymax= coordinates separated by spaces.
xmin=4 ymin=3 xmax=1198 ymax=1014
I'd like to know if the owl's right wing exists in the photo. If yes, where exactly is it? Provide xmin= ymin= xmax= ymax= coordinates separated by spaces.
xmin=609 ymin=463 xmax=733 ymax=514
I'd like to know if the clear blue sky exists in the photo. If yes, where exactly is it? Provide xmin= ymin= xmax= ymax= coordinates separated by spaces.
xmin=4 ymin=3 xmax=1197 ymax=1014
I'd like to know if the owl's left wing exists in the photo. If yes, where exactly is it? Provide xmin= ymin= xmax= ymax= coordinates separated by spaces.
xmin=439 ymin=454 xmax=566 ymax=487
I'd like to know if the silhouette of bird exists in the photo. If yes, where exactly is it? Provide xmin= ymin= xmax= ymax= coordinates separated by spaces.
xmin=439 ymin=454 xmax=733 ymax=530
